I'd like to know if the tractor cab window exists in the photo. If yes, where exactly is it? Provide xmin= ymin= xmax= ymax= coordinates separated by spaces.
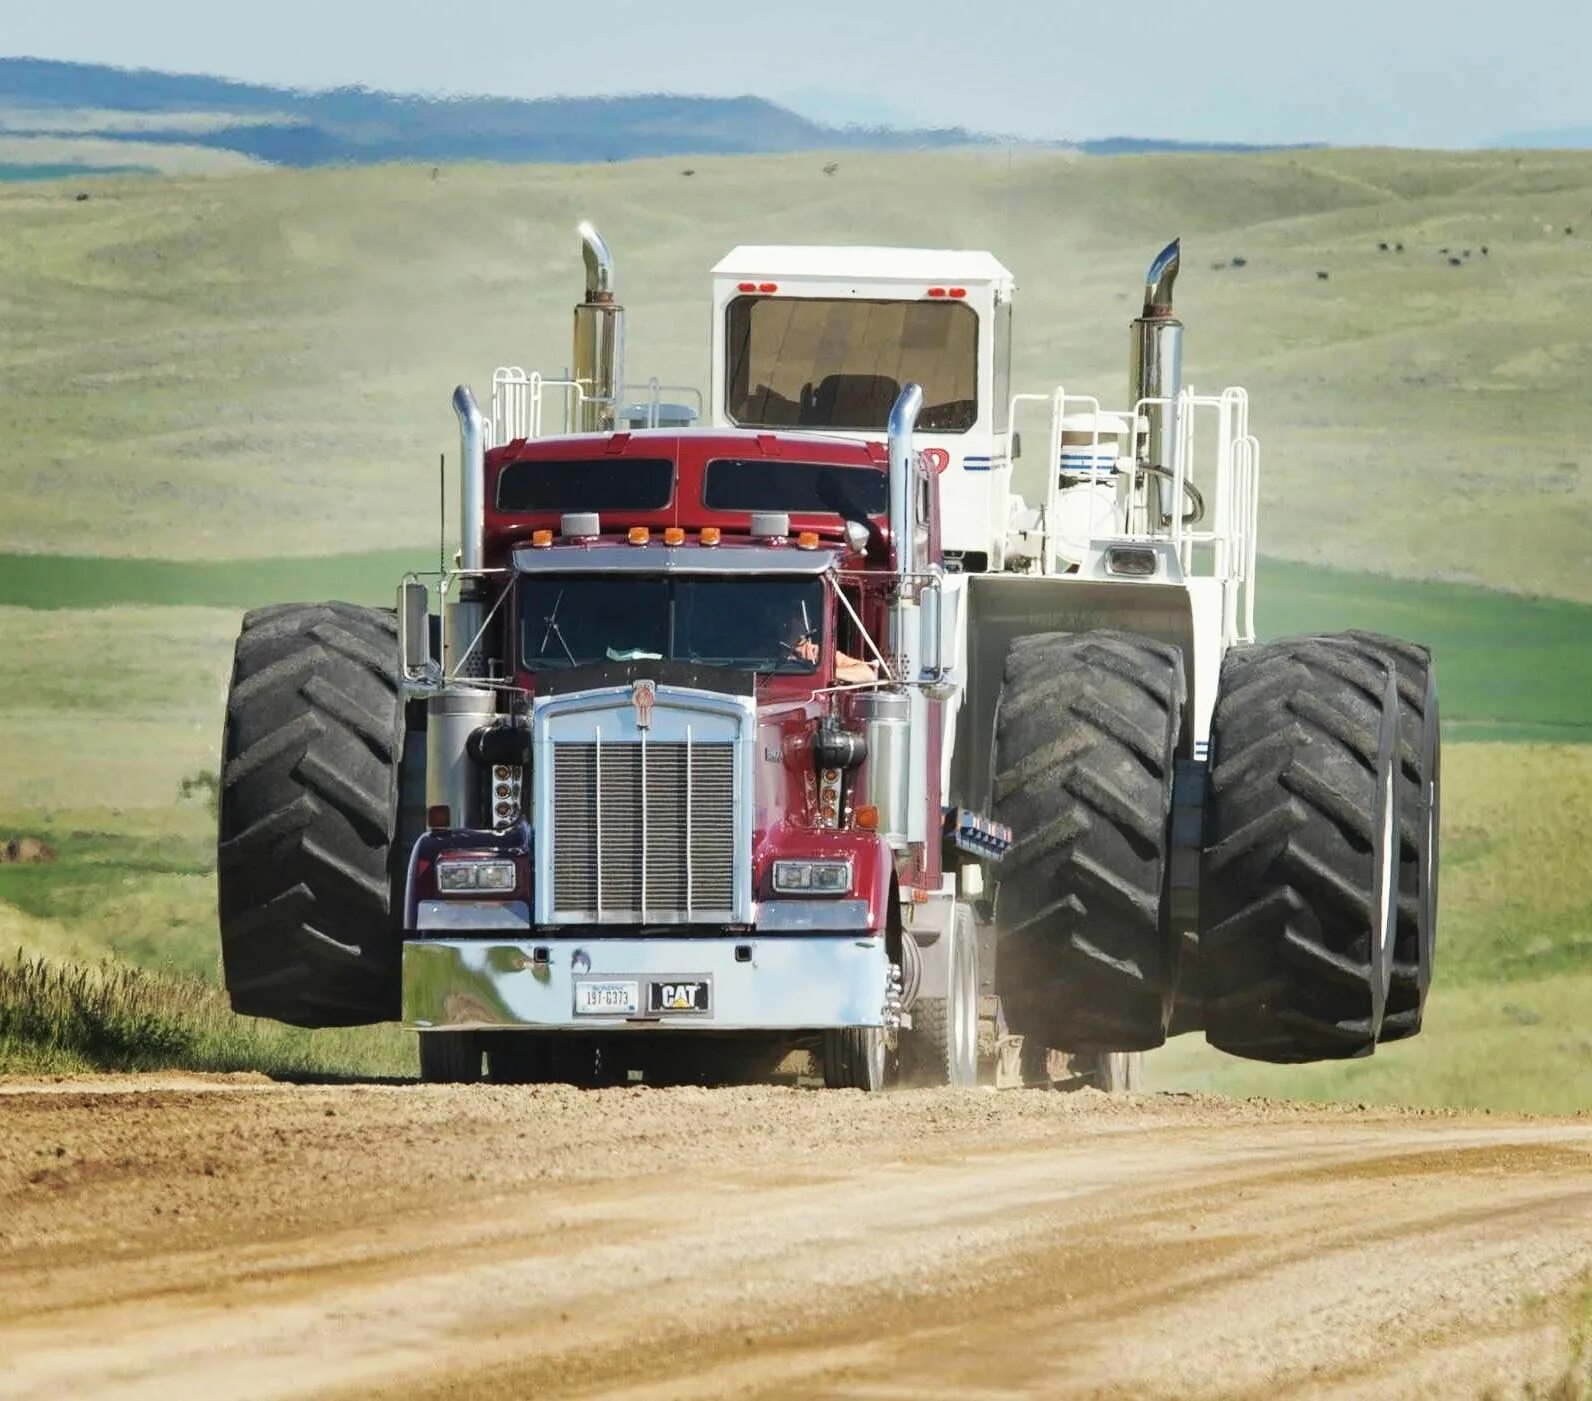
xmin=520 ymin=574 xmax=825 ymax=675
xmin=725 ymin=296 xmax=978 ymax=434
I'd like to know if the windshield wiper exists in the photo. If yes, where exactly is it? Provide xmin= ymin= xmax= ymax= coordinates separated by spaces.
xmin=538 ymin=589 xmax=577 ymax=666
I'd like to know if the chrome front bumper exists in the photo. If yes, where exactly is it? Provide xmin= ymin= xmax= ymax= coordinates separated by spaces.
xmin=403 ymin=934 xmax=889 ymax=1032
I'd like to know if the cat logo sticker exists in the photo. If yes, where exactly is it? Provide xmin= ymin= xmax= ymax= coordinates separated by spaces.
xmin=648 ymin=979 xmax=711 ymax=1014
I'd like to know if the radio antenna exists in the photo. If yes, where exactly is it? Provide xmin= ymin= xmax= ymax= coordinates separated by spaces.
xmin=438 ymin=451 xmax=446 ymax=575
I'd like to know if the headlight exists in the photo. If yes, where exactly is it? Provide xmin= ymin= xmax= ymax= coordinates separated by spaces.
xmin=436 ymin=859 xmax=518 ymax=893
xmin=772 ymin=859 xmax=853 ymax=895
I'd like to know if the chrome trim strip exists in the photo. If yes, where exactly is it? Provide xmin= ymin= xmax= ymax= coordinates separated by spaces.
xmin=756 ymin=898 xmax=873 ymax=932
xmin=416 ymin=899 xmax=531 ymax=932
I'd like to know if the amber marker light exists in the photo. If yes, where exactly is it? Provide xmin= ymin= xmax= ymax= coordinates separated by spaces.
xmin=700 ymin=526 xmax=722 ymax=546
xmin=530 ymin=528 xmax=553 ymax=548
xmin=796 ymin=530 xmax=820 ymax=550
xmin=628 ymin=526 xmax=650 ymax=546
xmin=854 ymin=805 xmax=879 ymax=831
xmin=663 ymin=526 xmax=686 ymax=546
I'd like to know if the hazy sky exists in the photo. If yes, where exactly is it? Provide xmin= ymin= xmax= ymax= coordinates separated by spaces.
xmin=5 ymin=0 xmax=1588 ymax=146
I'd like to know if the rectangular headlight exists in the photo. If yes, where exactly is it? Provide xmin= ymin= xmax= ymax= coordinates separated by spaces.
xmin=772 ymin=859 xmax=853 ymax=896
xmin=436 ymin=859 xmax=518 ymax=893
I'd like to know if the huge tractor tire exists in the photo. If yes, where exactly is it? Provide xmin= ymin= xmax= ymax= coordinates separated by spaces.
xmin=217 ymin=602 xmax=406 ymax=1028
xmin=1338 ymin=632 xmax=1440 ymax=1042
xmin=991 ymin=631 xmax=1185 ymax=1053
xmin=1201 ymin=638 xmax=1401 ymax=1063
xmin=902 ymin=905 xmax=979 ymax=1087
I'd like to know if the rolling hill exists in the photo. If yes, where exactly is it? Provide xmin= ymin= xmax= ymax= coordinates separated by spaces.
xmin=0 ymin=145 xmax=1587 ymax=598
xmin=0 ymin=56 xmax=993 ymax=171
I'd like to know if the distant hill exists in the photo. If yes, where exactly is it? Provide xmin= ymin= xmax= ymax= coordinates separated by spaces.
xmin=0 ymin=56 xmax=993 ymax=166
xmin=0 ymin=57 xmax=1321 ymax=171
xmin=1496 ymin=125 xmax=1592 ymax=150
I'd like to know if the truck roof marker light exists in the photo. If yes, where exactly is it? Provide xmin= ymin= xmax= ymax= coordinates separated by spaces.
xmin=926 ymin=287 xmax=946 ymax=298
xmin=737 ymin=281 xmax=757 ymax=292
xmin=796 ymin=530 xmax=820 ymax=550
xmin=854 ymin=804 xmax=879 ymax=831
xmin=663 ymin=526 xmax=685 ymax=546
xmin=700 ymin=526 xmax=722 ymax=546
xmin=948 ymin=286 xmax=967 ymax=298
xmin=628 ymin=526 xmax=650 ymax=546
xmin=530 ymin=528 xmax=554 ymax=548
xmin=757 ymin=282 xmax=778 ymax=293
xmin=427 ymin=805 xmax=451 ymax=829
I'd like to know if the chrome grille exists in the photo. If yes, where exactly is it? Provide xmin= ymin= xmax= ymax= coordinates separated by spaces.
xmin=552 ymin=740 xmax=736 ymax=918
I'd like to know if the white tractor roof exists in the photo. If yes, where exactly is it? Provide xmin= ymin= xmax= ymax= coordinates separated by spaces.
xmin=713 ymin=245 xmax=1013 ymax=285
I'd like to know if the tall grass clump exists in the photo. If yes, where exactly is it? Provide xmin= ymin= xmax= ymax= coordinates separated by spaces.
xmin=0 ymin=951 xmax=413 ymax=1078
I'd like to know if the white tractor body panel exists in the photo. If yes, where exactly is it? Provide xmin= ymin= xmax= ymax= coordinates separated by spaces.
xmin=709 ymin=246 xmax=1016 ymax=561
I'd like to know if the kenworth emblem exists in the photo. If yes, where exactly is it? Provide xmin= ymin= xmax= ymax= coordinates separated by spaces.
xmin=631 ymin=678 xmax=656 ymax=730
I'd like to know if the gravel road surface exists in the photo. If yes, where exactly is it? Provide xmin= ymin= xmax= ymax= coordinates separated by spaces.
xmin=2 ymin=1077 xmax=1589 ymax=1399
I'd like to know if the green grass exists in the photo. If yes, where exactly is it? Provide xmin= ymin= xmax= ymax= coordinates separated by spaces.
xmin=0 ymin=548 xmax=432 ymax=610
xmin=1 ymin=149 xmax=1589 ymax=598
xmin=0 ymin=951 xmax=413 ymax=1077
xmin=1257 ymin=560 xmax=1592 ymax=741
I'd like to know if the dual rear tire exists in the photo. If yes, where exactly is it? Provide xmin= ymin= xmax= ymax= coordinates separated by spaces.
xmin=1200 ymin=638 xmax=1408 ymax=1061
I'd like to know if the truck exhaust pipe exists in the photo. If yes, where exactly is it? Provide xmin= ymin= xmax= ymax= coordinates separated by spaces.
xmin=887 ymin=382 xmax=925 ymax=588
xmin=573 ymin=221 xmax=625 ymax=432
xmin=1129 ymin=238 xmax=1183 ymax=473
xmin=453 ymin=384 xmax=485 ymax=573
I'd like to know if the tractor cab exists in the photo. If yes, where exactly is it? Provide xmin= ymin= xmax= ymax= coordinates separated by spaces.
xmin=709 ymin=246 xmax=1014 ymax=570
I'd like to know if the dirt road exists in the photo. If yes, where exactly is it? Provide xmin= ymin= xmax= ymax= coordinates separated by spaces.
xmin=2 ymin=1077 xmax=1589 ymax=1400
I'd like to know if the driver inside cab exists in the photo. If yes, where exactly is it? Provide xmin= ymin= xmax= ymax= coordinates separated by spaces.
xmin=784 ymin=603 xmax=876 ymax=685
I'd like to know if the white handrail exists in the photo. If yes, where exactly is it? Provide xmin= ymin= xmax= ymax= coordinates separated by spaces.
xmin=1008 ymin=382 xmax=1260 ymax=620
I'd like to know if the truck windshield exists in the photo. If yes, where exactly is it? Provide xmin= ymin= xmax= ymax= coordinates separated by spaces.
xmin=520 ymin=575 xmax=824 ymax=674
xmin=724 ymin=295 xmax=977 ymax=433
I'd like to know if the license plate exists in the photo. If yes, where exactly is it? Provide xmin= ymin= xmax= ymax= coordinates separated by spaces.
xmin=648 ymin=979 xmax=711 ymax=1014
xmin=574 ymin=980 xmax=639 ymax=1016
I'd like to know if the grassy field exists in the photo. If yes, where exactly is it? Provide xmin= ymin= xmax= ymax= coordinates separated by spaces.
xmin=0 ymin=148 xmax=1589 ymax=597
xmin=0 ymin=147 xmax=1587 ymax=1094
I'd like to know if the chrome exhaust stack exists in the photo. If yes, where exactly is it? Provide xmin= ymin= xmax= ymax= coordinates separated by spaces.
xmin=432 ymin=385 xmax=493 ymax=829
xmin=887 ymin=382 xmax=925 ymax=589
xmin=1129 ymin=238 xmax=1183 ymax=474
xmin=573 ymin=221 xmax=625 ymax=432
xmin=453 ymin=385 xmax=485 ymax=573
